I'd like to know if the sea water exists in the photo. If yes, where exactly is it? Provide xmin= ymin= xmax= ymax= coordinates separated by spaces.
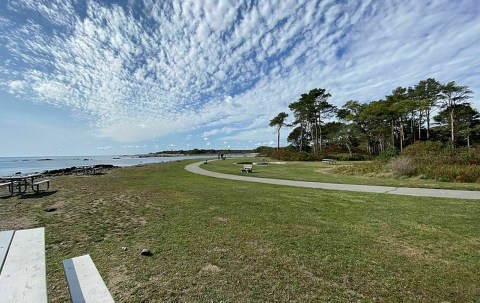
xmin=0 ymin=155 xmax=212 ymax=176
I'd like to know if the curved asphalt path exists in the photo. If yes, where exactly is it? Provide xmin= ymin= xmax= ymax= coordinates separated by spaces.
xmin=185 ymin=161 xmax=480 ymax=200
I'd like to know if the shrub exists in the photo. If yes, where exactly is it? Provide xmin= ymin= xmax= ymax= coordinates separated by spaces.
xmin=268 ymin=150 xmax=322 ymax=161
xmin=402 ymin=141 xmax=446 ymax=158
xmin=377 ymin=147 xmax=399 ymax=161
xmin=418 ymin=164 xmax=480 ymax=182
xmin=385 ymin=156 xmax=415 ymax=176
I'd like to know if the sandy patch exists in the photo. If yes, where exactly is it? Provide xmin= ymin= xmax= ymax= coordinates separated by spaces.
xmin=201 ymin=264 xmax=222 ymax=273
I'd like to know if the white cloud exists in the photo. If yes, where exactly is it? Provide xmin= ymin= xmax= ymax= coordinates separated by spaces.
xmin=97 ymin=146 xmax=114 ymax=150
xmin=7 ymin=80 xmax=26 ymax=92
xmin=0 ymin=0 xmax=478 ymax=148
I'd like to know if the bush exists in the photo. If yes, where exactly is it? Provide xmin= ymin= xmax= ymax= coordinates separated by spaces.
xmin=377 ymin=148 xmax=399 ymax=161
xmin=402 ymin=141 xmax=446 ymax=158
xmin=385 ymin=156 xmax=415 ymax=176
xmin=268 ymin=150 xmax=322 ymax=161
xmin=418 ymin=164 xmax=480 ymax=182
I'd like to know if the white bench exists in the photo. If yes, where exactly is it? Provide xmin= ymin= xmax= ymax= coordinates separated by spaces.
xmin=63 ymin=254 xmax=114 ymax=303
xmin=31 ymin=179 xmax=50 ymax=193
xmin=241 ymin=164 xmax=253 ymax=173
xmin=0 ymin=227 xmax=47 ymax=302
xmin=322 ymin=159 xmax=336 ymax=164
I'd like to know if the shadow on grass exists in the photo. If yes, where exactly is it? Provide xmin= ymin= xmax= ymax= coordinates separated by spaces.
xmin=19 ymin=190 xmax=58 ymax=199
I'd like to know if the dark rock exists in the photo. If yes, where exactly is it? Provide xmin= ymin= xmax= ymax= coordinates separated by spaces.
xmin=44 ymin=207 xmax=57 ymax=212
xmin=141 ymin=248 xmax=152 ymax=256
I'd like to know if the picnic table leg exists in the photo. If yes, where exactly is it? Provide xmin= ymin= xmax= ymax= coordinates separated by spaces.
xmin=19 ymin=179 xmax=28 ymax=194
xmin=8 ymin=181 xmax=14 ymax=195
xmin=12 ymin=180 xmax=27 ymax=195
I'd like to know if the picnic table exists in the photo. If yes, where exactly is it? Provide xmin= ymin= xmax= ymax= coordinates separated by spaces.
xmin=321 ymin=158 xmax=336 ymax=164
xmin=1 ymin=173 xmax=50 ymax=195
xmin=0 ymin=227 xmax=114 ymax=303
xmin=0 ymin=227 xmax=47 ymax=302
xmin=74 ymin=166 xmax=103 ymax=175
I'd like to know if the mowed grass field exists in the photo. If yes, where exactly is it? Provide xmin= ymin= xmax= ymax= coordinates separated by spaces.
xmin=0 ymin=159 xmax=479 ymax=302
xmin=203 ymin=157 xmax=480 ymax=191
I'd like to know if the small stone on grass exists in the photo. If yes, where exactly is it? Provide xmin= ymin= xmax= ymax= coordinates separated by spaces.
xmin=141 ymin=248 xmax=152 ymax=256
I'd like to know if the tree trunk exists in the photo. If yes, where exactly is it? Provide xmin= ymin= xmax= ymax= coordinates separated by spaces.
xmin=426 ymin=108 xmax=431 ymax=139
xmin=411 ymin=111 xmax=415 ymax=142
xmin=319 ymin=125 xmax=322 ymax=151
xmin=450 ymin=108 xmax=455 ymax=148
xmin=345 ymin=143 xmax=352 ymax=156
xmin=299 ymin=122 xmax=304 ymax=152
xmin=418 ymin=110 xmax=422 ymax=140
xmin=399 ymin=118 xmax=404 ymax=151
xmin=277 ymin=128 xmax=280 ymax=151
xmin=391 ymin=120 xmax=395 ymax=148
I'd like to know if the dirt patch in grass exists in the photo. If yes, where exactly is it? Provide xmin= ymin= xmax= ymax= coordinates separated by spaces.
xmin=0 ymin=215 xmax=37 ymax=230
xmin=201 ymin=264 xmax=222 ymax=273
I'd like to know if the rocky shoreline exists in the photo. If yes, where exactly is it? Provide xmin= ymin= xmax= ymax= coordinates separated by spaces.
xmin=41 ymin=164 xmax=118 ymax=176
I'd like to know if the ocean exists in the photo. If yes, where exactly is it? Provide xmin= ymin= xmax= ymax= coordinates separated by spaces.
xmin=0 ymin=155 xmax=213 ymax=176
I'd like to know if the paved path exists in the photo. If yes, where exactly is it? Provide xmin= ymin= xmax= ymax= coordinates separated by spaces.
xmin=185 ymin=161 xmax=480 ymax=200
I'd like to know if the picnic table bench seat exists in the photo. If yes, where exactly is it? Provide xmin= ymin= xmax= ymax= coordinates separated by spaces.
xmin=0 ymin=182 xmax=12 ymax=195
xmin=63 ymin=254 xmax=114 ymax=303
xmin=0 ymin=181 xmax=11 ymax=188
xmin=241 ymin=164 xmax=253 ymax=173
xmin=31 ymin=179 xmax=50 ymax=193
xmin=0 ymin=227 xmax=47 ymax=302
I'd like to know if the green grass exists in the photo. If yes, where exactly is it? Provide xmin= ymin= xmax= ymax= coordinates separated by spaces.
xmin=0 ymin=159 xmax=479 ymax=302
xmin=203 ymin=158 xmax=480 ymax=190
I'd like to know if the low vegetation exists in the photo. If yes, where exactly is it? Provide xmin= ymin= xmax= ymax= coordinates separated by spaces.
xmin=256 ymin=142 xmax=480 ymax=184
xmin=1 ymin=159 xmax=479 ymax=302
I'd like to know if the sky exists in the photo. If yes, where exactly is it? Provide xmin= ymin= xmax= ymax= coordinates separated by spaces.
xmin=0 ymin=0 xmax=479 ymax=157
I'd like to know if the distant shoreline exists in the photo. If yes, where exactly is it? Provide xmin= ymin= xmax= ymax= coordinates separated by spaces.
xmin=0 ymin=155 xmax=215 ymax=177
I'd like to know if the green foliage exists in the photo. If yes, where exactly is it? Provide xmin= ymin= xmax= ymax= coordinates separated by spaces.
xmin=269 ymin=150 xmax=321 ymax=161
xmin=399 ymin=142 xmax=480 ymax=182
xmin=420 ymin=164 xmax=480 ymax=183
xmin=253 ymin=146 xmax=276 ymax=155
xmin=402 ymin=141 xmax=446 ymax=157
xmin=376 ymin=147 xmax=399 ymax=161
xmin=333 ymin=153 xmax=372 ymax=161
xmin=267 ymin=147 xmax=372 ymax=162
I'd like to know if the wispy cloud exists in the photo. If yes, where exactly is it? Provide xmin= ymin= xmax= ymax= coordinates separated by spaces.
xmin=0 ymin=0 xmax=478 ymax=146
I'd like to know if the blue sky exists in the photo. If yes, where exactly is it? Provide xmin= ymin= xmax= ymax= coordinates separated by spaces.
xmin=0 ymin=0 xmax=479 ymax=156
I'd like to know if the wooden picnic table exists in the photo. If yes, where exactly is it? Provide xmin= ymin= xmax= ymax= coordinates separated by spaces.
xmin=0 ymin=227 xmax=47 ymax=302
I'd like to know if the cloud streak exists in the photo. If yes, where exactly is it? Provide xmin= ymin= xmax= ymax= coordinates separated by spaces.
xmin=0 ymin=0 xmax=478 ymax=145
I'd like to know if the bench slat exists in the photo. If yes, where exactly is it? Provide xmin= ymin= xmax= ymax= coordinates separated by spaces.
xmin=63 ymin=254 xmax=114 ymax=303
xmin=33 ymin=180 xmax=50 ymax=185
xmin=0 ymin=227 xmax=47 ymax=302
xmin=0 ymin=230 xmax=14 ymax=273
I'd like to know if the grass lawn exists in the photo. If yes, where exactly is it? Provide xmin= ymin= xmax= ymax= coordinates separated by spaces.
xmin=1 ymin=159 xmax=479 ymax=302
xmin=202 ymin=157 xmax=480 ymax=191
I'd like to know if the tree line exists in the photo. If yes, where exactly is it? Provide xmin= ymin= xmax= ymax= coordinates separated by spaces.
xmin=270 ymin=78 xmax=479 ymax=155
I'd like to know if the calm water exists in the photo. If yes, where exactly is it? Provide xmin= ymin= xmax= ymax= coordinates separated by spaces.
xmin=0 ymin=155 xmax=213 ymax=176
